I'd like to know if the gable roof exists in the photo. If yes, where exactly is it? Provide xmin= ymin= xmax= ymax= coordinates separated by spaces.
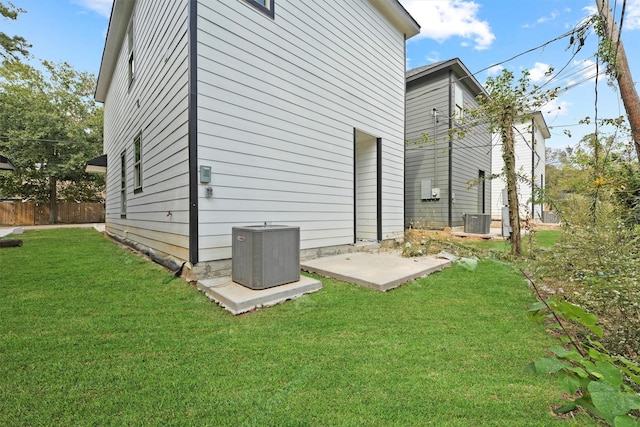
xmin=95 ymin=0 xmax=135 ymax=103
xmin=369 ymin=0 xmax=420 ymax=39
xmin=530 ymin=111 xmax=551 ymax=139
xmin=406 ymin=57 xmax=487 ymax=97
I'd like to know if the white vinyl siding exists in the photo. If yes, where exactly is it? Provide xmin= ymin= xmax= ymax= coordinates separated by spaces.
xmin=102 ymin=0 xmax=190 ymax=260
xmin=196 ymin=0 xmax=407 ymax=260
xmin=491 ymin=117 xmax=547 ymax=221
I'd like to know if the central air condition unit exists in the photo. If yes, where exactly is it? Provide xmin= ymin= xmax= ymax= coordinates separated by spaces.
xmin=232 ymin=225 xmax=300 ymax=290
xmin=463 ymin=213 xmax=491 ymax=234
xmin=542 ymin=211 xmax=558 ymax=224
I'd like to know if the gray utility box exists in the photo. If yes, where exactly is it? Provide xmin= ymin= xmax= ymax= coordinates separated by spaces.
xmin=463 ymin=213 xmax=491 ymax=234
xmin=232 ymin=225 xmax=300 ymax=290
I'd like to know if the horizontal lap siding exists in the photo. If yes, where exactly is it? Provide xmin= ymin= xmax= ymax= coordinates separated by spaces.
xmin=405 ymin=73 xmax=450 ymax=228
xmin=491 ymin=120 xmax=543 ymax=220
xmin=103 ymin=0 xmax=190 ymax=260
xmin=451 ymin=86 xmax=491 ymax=226
xmin=197 ymin=0 xmax=407 ymax=260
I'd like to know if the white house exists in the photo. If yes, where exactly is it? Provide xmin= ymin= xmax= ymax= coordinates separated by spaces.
xmin=491 ymin=111 xmax=550 ymax=222
xmin=94 ymin=0 xmax=420 ymax=279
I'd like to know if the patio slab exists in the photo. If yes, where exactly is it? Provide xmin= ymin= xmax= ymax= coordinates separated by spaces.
xmin=301 ymin=251 xmax=451 ymax=292
xmin=197 ymin=275 xmax=322 ymax=315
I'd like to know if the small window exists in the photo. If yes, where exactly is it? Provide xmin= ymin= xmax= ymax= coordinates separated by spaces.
xmin=120 ymin=151 xmax=127 ymax=217
xmin=127 ymin=18 xmax=135 ymax=87
xmin=454 ymin=83 xmax=464 ymax=119
xmin=245 ymin=0 xmax=275 ymax=18
xmin=133 ymin=133 xmax=142 ymax=193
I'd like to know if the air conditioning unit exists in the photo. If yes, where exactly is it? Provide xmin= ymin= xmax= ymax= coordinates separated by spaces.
xmin=232 ymin=225 xmax=300 ymax=290
xmin=463 ymin=213 xmax=491 ymax=234
xmin=542 ymin=211 xmax=558 ymax=223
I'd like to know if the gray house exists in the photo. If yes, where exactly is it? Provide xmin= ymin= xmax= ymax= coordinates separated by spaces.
xmin=405 ymin=58 xmax=491 ymax=229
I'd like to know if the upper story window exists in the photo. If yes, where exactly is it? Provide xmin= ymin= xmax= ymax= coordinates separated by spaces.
xmin=245 ymin=0 xmax=275 ymax=18
xmin=133 ymin=133 xmax=142 ymax=193
xmin=127 ymin=17 xmax=135 ymax=87
xmin=454 ymin=83 xmax=464 ymax=120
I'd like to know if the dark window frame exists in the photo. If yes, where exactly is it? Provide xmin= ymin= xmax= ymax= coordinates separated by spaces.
xmin=120 ymin=150 xmax=127 ymax=218
xmin=245 ymin=0 xmax=275 ymax=18
xmin=133 ymin=133 xmax=142 ymax=193
xmin=127 ymin=16 xmax=135 ymax=88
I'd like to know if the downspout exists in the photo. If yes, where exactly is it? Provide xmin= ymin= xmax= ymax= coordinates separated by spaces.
xmin=531 ymin=118 xmax=535 ymax=220
xmin=447 ymin=70 xmax=453 ymax=227
xmin=188 ymin=0 xmax=199 ymax=264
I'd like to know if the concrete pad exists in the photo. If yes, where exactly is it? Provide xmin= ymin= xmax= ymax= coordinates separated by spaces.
xmin=301 ymin=251 xmax=451 ymax=292
xmin=197 ymin=275 xmax=322 ymax=315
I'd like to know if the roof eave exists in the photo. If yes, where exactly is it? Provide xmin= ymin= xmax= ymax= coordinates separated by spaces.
xmin=369 ymin=0 xmax=420 ymax=39
xmin=95 ymin=0 xmax=136 ymax=103
xmin=407 ymin=58 xmax=488 ymax=97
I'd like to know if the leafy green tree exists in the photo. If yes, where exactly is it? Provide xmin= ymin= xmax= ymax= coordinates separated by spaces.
xmin=459 ymin=69 xmax=557 ymax=256
xmin=0 ymin=2 xmax=30 ymax=59
xmin=0 ymin=60 xmax=104 ymax=222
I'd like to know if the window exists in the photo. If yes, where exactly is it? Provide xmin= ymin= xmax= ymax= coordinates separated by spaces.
xmin=127 ymin=17 xmax=135 ymax=87
xmin=245 ymin=0 xmax=275 ymax=18
xmin=454 ymin=83 xmax=464 ymax=119
xmin=133 ymin=133 xmax=142 ymax=192
xmin=120 ymin=151 xmax=127 ymax=217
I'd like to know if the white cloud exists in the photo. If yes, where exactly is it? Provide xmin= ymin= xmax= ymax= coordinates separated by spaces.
xmin=537 ymin=10 xmax=559 ymax=24
xmin=486 ymin=65 xmax=503 ymax=76
xmin=400 ymin=0 xmax=495 ymax=50
xmin=540 ymin=98 xmax=569 ymax=117
xmin=426 ymin=50 xmax=441 ymax=63
xmin=625 ymin=0 xmax=640 ymax=30
xmin=529 ymin=62 xmax=553 ymax=84
xmin=72 ymin=0 xmax=113 ymax=18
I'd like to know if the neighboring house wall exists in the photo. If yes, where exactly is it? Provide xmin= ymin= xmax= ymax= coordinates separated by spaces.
xmin=491 ymin=112 xmax=549 ymax=221
xmin=97 ymin=0 xmax=419 ymax=274
xmin=101 ymin=0 xmax=191 ymax=260
xmin=405 ymin=59 xmax=491 ymax=229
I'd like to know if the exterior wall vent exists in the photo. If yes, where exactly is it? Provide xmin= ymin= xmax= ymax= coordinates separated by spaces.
xmin=232 ymin=225 xmax=300 ymax=290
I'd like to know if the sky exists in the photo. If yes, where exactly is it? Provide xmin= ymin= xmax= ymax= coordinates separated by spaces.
xmin=3 ymin=0 xmax=639 ymax=151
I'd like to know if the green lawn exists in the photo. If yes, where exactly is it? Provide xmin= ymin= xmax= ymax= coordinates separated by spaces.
xmin=0 ymin=228 xmax=594 ymax=426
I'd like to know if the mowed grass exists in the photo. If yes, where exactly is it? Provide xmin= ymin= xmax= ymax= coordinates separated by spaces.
xmin=0 ymin=228 xmax=595 ymax=426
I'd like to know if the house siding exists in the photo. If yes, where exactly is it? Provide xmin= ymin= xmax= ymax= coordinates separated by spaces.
xmin=405 ymin=66 xmax=491 ymax=229
xmin=195 ymin=0 xmax=408 ymax=261
xmin=491 ymin=117 xmax=547 ymax=221
xmin=102 ymin=0 xmax=191 ymax=259
xmin=405 ymin=70 xmax=450 ymax=228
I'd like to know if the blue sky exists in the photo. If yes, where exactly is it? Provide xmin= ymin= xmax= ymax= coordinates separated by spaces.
xmin=4 ymin=0 xmax=639 ymax=150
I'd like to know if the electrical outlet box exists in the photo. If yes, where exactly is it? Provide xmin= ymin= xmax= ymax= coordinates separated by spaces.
xmin=432 ymin=188 xmax=440 ymax=199
xmin=199 ymin=165 xmax=211 ymax=183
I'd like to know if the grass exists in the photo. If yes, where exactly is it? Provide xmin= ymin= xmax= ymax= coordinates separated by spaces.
xmin=0 ymin=228 xmax=596 ymax=426
xmin=446 ymin=229 xmax=561 ymax=255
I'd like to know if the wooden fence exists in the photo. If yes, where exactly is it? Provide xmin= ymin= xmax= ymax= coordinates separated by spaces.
xmin=0 ymin=201 xmax=105 ymax=226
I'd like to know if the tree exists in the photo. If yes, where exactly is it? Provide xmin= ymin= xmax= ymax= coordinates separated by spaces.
xmin=0 ymin=2 xmax=30 ymax=59
xmin=0 ymin=60 xmax=104 ymax=222
xmin=461 ymin=69 xmax=557 ymax=256
xmin=595 ymin=0 xmax=640 ymax=163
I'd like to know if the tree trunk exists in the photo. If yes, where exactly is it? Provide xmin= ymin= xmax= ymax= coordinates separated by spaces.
xmin=502 ymin=107 xmax=522 ymax=256
xmin=48 ymin=176 xmax=57 ymax=224
xmin=596 ymin=0 xmax=640 ymax=162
